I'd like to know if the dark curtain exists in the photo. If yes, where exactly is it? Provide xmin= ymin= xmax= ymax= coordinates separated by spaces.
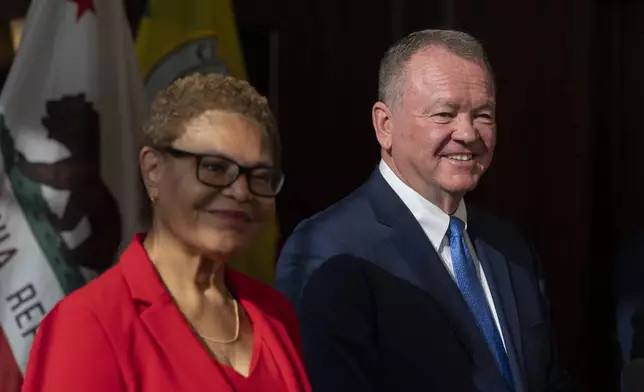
xmin=267 ymin=0 xmax=636 ymax=390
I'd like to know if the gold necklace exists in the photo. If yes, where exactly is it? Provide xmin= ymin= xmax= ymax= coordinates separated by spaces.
xmin=197 ymin=293 xmax=240 ymax=344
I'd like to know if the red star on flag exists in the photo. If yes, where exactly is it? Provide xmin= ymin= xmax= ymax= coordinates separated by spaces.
xmin=67 ymin=0 xmax=96 ymax=21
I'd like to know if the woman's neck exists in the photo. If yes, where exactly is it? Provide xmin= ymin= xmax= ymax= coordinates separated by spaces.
xmin=143 ymin=228 xmax=230 ymax=306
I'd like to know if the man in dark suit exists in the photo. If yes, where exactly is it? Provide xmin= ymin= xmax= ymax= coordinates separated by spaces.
xmin=275 ymin=29 xmax=572 ymax=392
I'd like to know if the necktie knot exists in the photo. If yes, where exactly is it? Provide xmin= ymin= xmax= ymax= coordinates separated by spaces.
xmin=449 ymin=216 xmax=466 ymax=241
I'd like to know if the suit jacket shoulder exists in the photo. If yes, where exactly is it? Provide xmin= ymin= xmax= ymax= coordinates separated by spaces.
xmin=21 ymin=256 xmax=131 ymax=392
xmin=275 ymin=178 xmax=387 ymax=307
xmin=293 ymin=184 xmax=375 ymax=246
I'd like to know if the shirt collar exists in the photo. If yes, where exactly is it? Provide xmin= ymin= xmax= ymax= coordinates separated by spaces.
xmin=379 ymin=160 xmax=467 ymax=250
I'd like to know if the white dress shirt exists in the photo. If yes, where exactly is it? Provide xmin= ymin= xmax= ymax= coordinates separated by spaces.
xmin=379 ymin=160 xmax=507 ymax=349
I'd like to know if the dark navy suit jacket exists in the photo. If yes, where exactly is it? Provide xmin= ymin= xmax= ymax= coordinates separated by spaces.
xmin=275 ymin=169 xmax=572 ymax=392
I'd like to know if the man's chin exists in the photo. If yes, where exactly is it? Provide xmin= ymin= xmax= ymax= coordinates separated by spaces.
xmin=440 ymin=177 xmax=480 ymax=195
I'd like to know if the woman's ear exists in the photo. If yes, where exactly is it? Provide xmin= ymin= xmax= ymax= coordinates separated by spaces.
xmin=139 ymin=146 xmax=163 ymax=202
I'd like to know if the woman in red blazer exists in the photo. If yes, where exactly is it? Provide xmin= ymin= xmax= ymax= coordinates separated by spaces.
xmin=21 ymin=73 xmax=311 ymax=392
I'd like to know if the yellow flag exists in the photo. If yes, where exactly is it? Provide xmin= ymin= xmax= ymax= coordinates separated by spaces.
xmin=137 ymin=0 xmax=279 ymax=285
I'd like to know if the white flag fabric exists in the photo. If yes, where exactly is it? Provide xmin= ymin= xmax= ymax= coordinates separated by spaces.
xmin=0 ymin=0 xmax=146 ymax=388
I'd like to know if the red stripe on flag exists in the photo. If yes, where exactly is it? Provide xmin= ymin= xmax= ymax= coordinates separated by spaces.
xmin=0 ymin=327 xmax=23 ymax=392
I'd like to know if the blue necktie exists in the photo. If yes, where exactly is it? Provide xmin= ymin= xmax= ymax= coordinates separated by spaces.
xmin=448 ymin=217 xmax=514 ymax=390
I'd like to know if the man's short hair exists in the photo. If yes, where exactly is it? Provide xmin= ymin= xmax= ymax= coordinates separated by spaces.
xmin=378 ymin=29 xmax=494 ymax=108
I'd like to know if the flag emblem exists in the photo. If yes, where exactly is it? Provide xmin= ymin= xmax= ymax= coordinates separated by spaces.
xmin=144 ymin=37 xmax=228 ymax=103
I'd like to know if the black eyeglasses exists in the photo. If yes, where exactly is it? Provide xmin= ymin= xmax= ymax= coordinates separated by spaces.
xmin=159 ymin=147 xmax=285 ymax=197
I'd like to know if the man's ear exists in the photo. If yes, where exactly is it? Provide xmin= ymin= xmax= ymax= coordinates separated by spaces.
xmin=139 ymin=146 xmax=163 ymax=201
xmin=372 ymin=101 xmax=394 ymax=152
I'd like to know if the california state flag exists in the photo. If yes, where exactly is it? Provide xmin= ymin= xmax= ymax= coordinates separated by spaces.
xmin=0 ymin=0 xmax=146 ymax=389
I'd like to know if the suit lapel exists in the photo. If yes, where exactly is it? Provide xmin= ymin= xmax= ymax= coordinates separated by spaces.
xmin=469 ymin=214 xmax=527 ymax=392
xmin=364 ymin=170 xmax=510 ymax=392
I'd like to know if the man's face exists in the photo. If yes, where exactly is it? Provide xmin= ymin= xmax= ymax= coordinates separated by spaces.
xmin=382 ymin=47 xmax=496 ymax=206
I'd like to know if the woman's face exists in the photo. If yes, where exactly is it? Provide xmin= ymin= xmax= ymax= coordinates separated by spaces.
xmin=143 ymin=110 xmax=277 ymax=258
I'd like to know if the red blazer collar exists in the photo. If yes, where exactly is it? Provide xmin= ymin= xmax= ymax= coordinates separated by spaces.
xmin=116 ymin=234 xmax=310 ymax=392
xmin=119 ymin=233 xmax=169 ymax=305
xmin=119 ymin=233 xmax=252 ymax=305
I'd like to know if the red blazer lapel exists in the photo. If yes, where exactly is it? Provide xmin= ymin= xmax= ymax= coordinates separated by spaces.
xmin=119 ymin=234 xmax=234 ymax=391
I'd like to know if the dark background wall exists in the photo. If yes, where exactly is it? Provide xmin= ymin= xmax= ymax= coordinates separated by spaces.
xmin=245 ymin=1 xmax=642 ymax=390
xmin=263 ymin=1 xmax=640 ymax=389
xmin=3 ymin=0 xmax=643 ymax=390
